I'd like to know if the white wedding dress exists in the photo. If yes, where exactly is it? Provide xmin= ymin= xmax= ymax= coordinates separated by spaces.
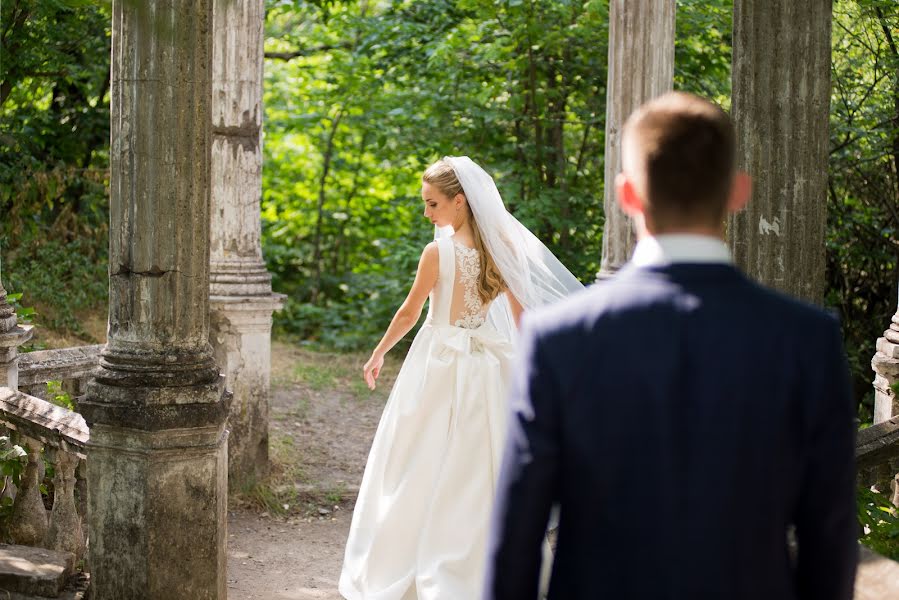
xmin=339 ymin=235 xmax=517 ymax=600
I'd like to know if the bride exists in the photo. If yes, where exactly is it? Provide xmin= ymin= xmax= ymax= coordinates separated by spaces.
xmin=338 ymin=156 xmax=582 ymax=599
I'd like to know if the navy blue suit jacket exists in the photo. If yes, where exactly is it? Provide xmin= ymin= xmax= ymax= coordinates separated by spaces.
xmin=486 ymin=263 xmax=857 ymax=600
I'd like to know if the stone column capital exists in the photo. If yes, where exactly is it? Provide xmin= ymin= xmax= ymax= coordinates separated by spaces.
xmin=0 ymin=325 xmax=33 ymax=350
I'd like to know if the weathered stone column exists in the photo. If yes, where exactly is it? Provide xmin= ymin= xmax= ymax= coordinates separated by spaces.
xmin=210 ymin=0 xmax=284 ymax=487
xmin=0 ymin=255 xmax=33 ymax=389
xmin=80 ymin=1 xmax=229 ymax=598
xmin=873 ymin=285 xmax=899 ymax=424
xmin=598 ymin=0 xmax=676 ymax=279
xmin=728 ymin=1 xmax=832 ymax=303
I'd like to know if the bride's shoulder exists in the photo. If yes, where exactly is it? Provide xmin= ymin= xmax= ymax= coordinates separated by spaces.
xmin=419 ymin=240 xmax=439 ymax=264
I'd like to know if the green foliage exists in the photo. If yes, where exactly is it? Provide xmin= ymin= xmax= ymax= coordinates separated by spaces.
xmin=674 ymin=0 xmax=732 ymax=106
xmin=263 ymin=0 xmax=608 ymax=348
xmin=827 ymin=0 xmax=899 ymax=420
xmin=0 ymin=0 xmax=895 ymax=411
xmin=0 ymin=435 xmax=27 ymax=528
xmin=0 ymin=0 xmax=111 ymax=204
xmin=2 ymin=232 xmax=108 ymax=338
xmin=46 ymin=380 xmax=75 ymax=411
xmin=0 ymin=0 xmax=111 ymax=336
xmin=858 ymin=486 xmax=899 ymax=560
xmin=5 ymin=293 xmax=36 ymax=325
xmin=0 ymin=436 xmax=27 ymax=492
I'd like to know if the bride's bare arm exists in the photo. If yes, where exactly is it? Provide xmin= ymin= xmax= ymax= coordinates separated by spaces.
xmin=508 ymin=291 xmax=524 ymax=328
xmin=363 ymin=242 xmax=439 ymax=389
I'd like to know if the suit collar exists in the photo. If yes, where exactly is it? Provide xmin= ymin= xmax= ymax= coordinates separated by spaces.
xmin=631 ymin=234 xmax=732 ymax=267
xmin=613 ymin=261 xmax=745 ymax=284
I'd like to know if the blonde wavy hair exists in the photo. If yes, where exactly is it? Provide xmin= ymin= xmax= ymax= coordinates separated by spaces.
xmin=422 ymin=159 xmax=506 ymax=304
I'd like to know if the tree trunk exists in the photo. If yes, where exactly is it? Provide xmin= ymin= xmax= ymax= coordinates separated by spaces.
xmin=310 ymin=107 xmax=345 ymax=304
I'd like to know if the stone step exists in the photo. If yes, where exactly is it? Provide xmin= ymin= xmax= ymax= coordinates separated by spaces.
xmin=0 ymin=544 xmax=74 ymax=598
xmin=0 ymin=575 xmax=87 ymax=600
xmin=855 ymin=545 xmax=899 ymax=600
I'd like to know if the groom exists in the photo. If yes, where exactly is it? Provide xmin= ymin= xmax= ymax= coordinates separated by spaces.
xmin=485 ymin=92 xmax=858 ymax=599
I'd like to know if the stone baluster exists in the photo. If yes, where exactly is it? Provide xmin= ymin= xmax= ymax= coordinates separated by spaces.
xmin=210 ymin=0 xmax=284 ymax=487
xmin=8 ymin=436 xmax=48 ymax=546
xmin=80 ymin=0 xmax=229 ymax=597
xmin=46 ymin=450 xmax=84 ymax=560
xmin=0 ymin=254 xmax=33 ymax=389
xmin=597 ymin=0 xmax=676 ymax=279
xmin=74 ymin=458 xmax=87 ymax=520
xmin=728 ymin=0 xmax=832 ymax=303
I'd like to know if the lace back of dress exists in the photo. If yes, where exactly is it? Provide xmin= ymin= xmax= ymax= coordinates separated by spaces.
xmin=449 ymin=240 xmax=489 ymax=329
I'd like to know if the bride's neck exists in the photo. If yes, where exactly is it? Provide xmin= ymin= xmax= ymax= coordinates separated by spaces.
xmin=452 ymin=215 xmax=472 ymax=235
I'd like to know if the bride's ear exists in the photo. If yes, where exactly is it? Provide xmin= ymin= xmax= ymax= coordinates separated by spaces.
xmin=454 ymin=193 xmax=467 ymax=211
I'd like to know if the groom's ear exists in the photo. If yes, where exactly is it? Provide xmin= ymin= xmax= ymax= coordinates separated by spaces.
xmin=616 ymin=173 xmax=645 ymax=218
xmin=727 ymin=171 xmax=752 ymax=214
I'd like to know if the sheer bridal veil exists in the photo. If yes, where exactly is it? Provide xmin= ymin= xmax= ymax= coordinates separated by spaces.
xmin=436 ymin=156 xmax=584 ymax=337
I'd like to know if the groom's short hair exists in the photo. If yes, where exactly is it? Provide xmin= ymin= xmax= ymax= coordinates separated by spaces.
xmin=621 ymin=92 xmax=736 ymax=229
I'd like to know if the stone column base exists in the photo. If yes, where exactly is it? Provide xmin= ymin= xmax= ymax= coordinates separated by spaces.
xmin=210 ymin=293 xmax=285 ymax=489
xmin=86 ymin=421 xmax=229 ymax=600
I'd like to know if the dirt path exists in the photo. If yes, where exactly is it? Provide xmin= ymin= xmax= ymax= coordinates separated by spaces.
xmin=228 ymin=341 xmax=401 ymax=600
xmin=227 ymin=509 xmax=350 ymax=600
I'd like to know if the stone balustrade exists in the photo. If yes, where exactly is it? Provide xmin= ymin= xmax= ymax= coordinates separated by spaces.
xmin=853 ymin=415 xmax=899 ymax=595
xmin=0 ymin=387 xmax=88 ymax=561
xmin=17 ymin=345 xmax=103 ymax=402
xmin=856 ymin=415 xmax=899 ymax=506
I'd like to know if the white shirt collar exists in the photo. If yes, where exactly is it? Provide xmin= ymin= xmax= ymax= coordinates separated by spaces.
xmin=631 ymin=234 xmax=732 ymax=267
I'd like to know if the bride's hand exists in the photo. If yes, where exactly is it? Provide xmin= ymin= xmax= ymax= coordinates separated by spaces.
xmin=363 ymin=353 xmax=384 ymax=390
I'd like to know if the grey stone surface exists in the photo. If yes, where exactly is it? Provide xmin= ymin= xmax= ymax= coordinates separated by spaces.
xmin=17 ymin=345 xmax=102 ymax=389
xmin=0 ymin=543 xmax=73 ymax=597
xmin=857 ymin=416 xmax=899 ymax=467
xmin=728 ymin=0 xmax=832 ymax=304
xmin=0 ymin=389 xmax=88 ymax=457
xmin=86 ymin=424 xmax=228 ymax=599
xmin=210 ymin=296 xmax=283 ymax=487
xmin=598 ymin=0 xmax=675 ymax=279
xmin=855 ymin=545 xmax=899 ymax=600
xmin=47 ymin=451 xmax=84 ymax=561
xmin=856 ymin=415 xmax=899 ymax=504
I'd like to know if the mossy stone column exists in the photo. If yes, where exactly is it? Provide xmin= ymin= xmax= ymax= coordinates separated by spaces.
xmin=209 ymin=0 xmax=284 ymax=489
xmin=598 ymin=0 xmax=676 ymax=279
xmin=81 ymin=1 xmax=229 ymax=598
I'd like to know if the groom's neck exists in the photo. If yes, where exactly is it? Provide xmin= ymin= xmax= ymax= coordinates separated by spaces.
xmin=638 ymin=222 xmax=726 ymax=241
